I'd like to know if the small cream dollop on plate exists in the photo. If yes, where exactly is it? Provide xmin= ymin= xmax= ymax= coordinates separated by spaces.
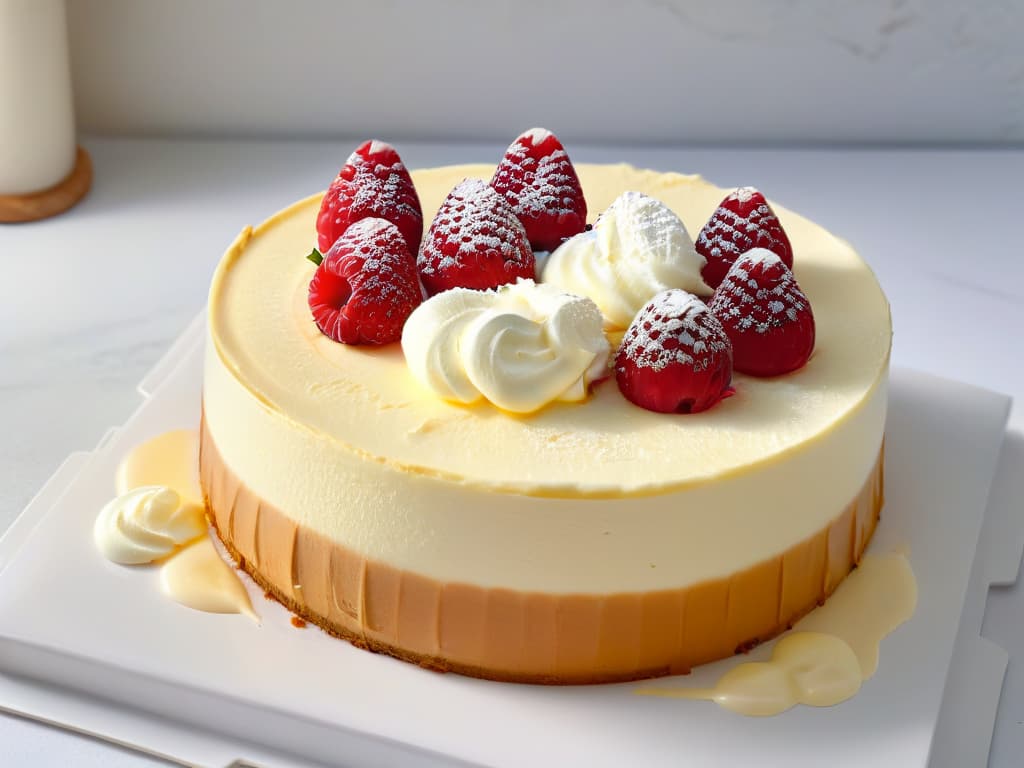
xmin=94 ymin=485 xmax=206 ymax=565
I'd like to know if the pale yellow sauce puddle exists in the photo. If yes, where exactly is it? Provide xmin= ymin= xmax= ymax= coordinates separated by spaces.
xmin=112 ymin=430 xmax=258 ymax=621
xmin=116 ymin=428 xmax=202 ymax=506
xmin=161 ymin=536 xmax=258 ymax=620
xmin=636 ymin=552 xmax=916 ymax=716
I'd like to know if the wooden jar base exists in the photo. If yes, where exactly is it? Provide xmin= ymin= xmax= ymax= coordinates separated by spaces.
xmin=0 ymin=146 xmax=92 ymax=223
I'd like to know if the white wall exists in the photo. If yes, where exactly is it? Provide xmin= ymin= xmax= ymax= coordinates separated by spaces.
xmin=67 ymin=0 xmax=1024 ymax=145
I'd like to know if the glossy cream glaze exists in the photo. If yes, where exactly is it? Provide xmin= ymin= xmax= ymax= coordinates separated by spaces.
xmin=204 ymin=164 xmax=891 ymax=592
xmin=116 ymin=429 xmax=202 ymax=505
xmin=110 ymin=429 xmax=257 ymax=620
xmin=160 ymin=536 xmax=258 ymax=621
xmin=636 ymin=552 xmax=917 ymax=715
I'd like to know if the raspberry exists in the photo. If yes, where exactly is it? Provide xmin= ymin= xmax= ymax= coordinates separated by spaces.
xmin=308 ymin=218 xmax=422 ymax=345
xmin=708 ymin=249 xmax=815 ymax=376
xmin=417 ymin=179 xmax=535 ymax=296
xmin=316 ymin=139 xmax=423 ymax=255
xmin=696 ymin=187 xmax=792 ymax=289
xmin=615 ymin=289 xmax=733 ymax=414
xmin=491 ymin=127 xmax=587 ymax=252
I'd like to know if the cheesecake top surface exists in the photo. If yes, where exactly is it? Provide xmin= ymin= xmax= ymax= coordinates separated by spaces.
xmin=209 ymin=163 xmax=891 ymax=497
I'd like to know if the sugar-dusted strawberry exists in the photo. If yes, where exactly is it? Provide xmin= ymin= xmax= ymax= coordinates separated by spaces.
xmin=490 ymin=127 xmax=587 ymax=252
xmin=417 ymin=178 xmax=535 ymax=295
xmin=708 ymin=249 xmax=815 ymax=376
xmin=316 ymin=140 xmax=423 ymax=255
xmin=308 ymin=218 xmax=422 ymax=345
xmin=696 ymin=187 xmax=793 ymax=290
xmin=615 ymin=289 xmax=733 ymax=414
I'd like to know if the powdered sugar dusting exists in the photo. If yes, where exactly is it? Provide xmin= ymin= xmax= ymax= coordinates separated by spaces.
xmin=620 ymin=290 xmax=731 ymax=372
xmin=367 ymin=139 xmax=394 ymax=155
xmin=310 ymin=217 xmax=422 ymax=344
xmin=317 ymin=140 xmax=423 ymax=254
xmin=344 ymin=217 xmax=391 ymax=237
xmin=490 ymin=128 xmax=587 ymax=250
xmin=618 ymin=190 xmax=683 ymax=236
xmin=331 ymin=218 xmax=419 ymax=313
xmin=734 ymin=186 xmax=756 ymax=203
xmin=346 ymin=157 xmax=419 ymax=225
xmin=697 ymin=188 xmax=786 ymax=261
xmin=418 ymin=179 xmax=532 ymax=279
xmin=499 ymin=144 xmax=575 ymax=219
xmin=710 ymin=249 xmax=809 ymax=334
xmin=520 ymin=127 xmax=554 ymax=145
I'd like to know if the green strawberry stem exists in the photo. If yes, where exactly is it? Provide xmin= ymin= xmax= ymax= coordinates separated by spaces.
xmin=307 ymin=248 xmax=323 ymax=266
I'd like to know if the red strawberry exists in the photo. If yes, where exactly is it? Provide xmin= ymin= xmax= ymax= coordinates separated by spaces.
xmin=316 ymin=140 xmax=423 ymax=255
xmin=308 ymin=218 xmax=422 ymax=345
xmin=417 ymin=179 xmax=535 ymax=295
xmin=708 ymin=249 xmax=815 ymax=376
xmin=490 ymin=127 xmax=587 ymax=252
xmin=615 ymin=289 xmax=733 ymax=414
xmin=696 ymin=187 xmax=793 ymax=289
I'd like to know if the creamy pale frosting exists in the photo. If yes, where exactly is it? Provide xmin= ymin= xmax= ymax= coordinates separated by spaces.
xmin=201 ymin=426 xmax=882 ymax=682
xmin=204 ymin=164 xmax=891 ymax=592
xmin=543 ymin=190 xmax=710 ymax=329
xmin=94 ymin=485 xmax=206 ymax=565
xmin=401 ymin=278 xmax=610 ymax=413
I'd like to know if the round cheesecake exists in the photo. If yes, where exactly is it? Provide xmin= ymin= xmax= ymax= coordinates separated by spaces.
xmin=201 ymin=164 xmax=891 ymax=684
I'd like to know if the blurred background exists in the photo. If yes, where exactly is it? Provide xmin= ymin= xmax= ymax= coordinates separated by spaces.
xmin=67 ymin=0 xmax=1024 ymax=146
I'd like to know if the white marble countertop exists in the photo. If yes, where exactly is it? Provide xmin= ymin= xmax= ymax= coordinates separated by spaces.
xmin=1 ymin=137 xmax=1021 ymax=766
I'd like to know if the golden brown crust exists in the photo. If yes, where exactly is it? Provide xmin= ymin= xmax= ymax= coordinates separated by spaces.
xmin=201 ymin=417 xmax=882 ymax=685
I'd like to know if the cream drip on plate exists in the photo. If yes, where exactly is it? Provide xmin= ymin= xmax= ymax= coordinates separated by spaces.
xmin=94 ymin=485 xmax=206 ymax=565
xmin=542 ymin=191 xmax=710 ymax=329
xmin=115 ymin=428 xmax=201 ymax=505
xmin=636 ymin=552 xmax=917 ymax=716
xmin=97 ymin=430 xmax=258 ymax=621
xmin=161 ymin=537 xmax=258 ymax=620
xmin=402 ymin=278 xmax=610 ymax=413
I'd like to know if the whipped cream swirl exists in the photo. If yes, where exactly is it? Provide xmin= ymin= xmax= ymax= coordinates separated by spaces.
xmin=94 ymin=485 xmax=206 ymax=565
xmin=402 ymin=279 xmax=610 ymax=413
xmin=542 ymin=191 xmax=711 ymax=329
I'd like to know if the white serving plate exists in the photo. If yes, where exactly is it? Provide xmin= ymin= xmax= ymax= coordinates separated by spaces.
xmin=0 ymin=313 xmax=1015 ymax=768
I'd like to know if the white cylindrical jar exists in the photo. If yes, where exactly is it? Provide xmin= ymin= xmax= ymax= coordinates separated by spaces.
xmin=0 ymin=0 xmax=75 ymax=195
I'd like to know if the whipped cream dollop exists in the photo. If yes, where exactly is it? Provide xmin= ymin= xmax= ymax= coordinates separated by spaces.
xmin=94 ymin=485 xmax=206 ymax=565
xmin=402 ymin=279 xmax=610 ymax=413
xmin=542 ymin=191 xmax=711 ymax=329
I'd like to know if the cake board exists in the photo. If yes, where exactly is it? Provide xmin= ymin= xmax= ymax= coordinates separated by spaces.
xmin=0 ymin=312 xmax=1017 ymax=768
xmin=931 ymin=427 xmax=1024 ymax=768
